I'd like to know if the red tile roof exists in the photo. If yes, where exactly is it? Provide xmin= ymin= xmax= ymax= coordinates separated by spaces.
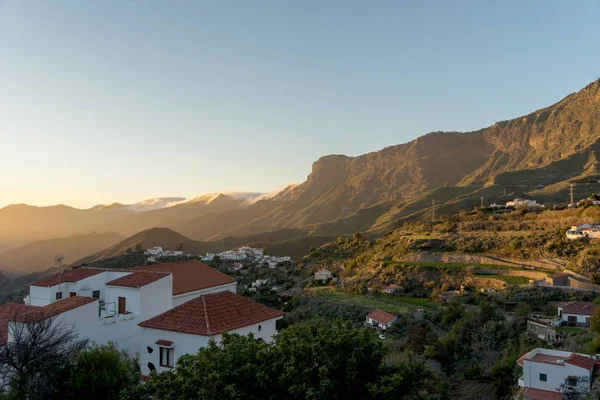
xmin=139 ymin=291 xmax=283 ymax=336
xmin=516 ymin=387 xmax=563 ymax=400
xmin=15 ymin=297 xmax=98 ymax=323
xmin=155 ymin=339 xmax=173 ymax=347
xmin=0 ymin=303 xmax=37 ymax=342
xmin=560 ymin=301 xmax=599 ymax=316
xmin=31 ymin=268 xmax=106 ymax=287
xmin=140 ymin=375 xmax=150 ymax=382
xmin=133 ymin=260 xmax=236 ymax=295
xmin=106 ymin=272 xmax=169 ymax=288
xmin=367 ymin=309 xmax=397 ymax=325
xmin=566 ymin=353 xmax=595 ymax=370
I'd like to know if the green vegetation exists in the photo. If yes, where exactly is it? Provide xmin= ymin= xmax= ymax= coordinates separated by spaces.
xmin=474 ymin=274 xmax=531 ymax=285
xmin=311 ymin=288 xmax=410 ymax=314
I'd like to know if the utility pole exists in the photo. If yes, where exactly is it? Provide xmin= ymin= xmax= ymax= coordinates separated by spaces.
xmin=481 ymin=197 xmax=484 ymax=207
xmin=570 ymin=184 xmax=574 ymax=206
xmin=431 ymin=199 xmax=435 ymax=222
xmin=503 ymin=187 xmax=506 ymax=197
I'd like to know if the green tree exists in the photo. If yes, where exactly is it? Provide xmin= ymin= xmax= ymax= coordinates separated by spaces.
xmin=590 ymin=308 xmax=600 ymax=335
xmin=62 ymin=344 xmax=140 ymax=400
xmin=515 ymin=302 xmax=532 ymax=317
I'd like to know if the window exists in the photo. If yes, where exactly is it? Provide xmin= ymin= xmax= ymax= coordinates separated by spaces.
xmin=147 ymin=362 xmax=156 ymax=372
xmin=258 ymin=325 xmax=262 ymax=332
xmin=147 ymin=346 xmax=153 ymax=353
xmin=92 ymin=290 xmax=100 ymax=298
xmin=159 ymin=347 xmax=174 ymax=368
xmin=539 ymin=373 xmax=547 ymax=382
xmin=55 ymin=292 xmax=62 ymax=300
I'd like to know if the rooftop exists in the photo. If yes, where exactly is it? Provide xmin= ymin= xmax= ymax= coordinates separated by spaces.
xmin=367 ymin=309 xmax=397 ymax=324
xmin=106 ymin=271 xmax=170 ymax=288
xmin=139 ymin=291 xmax=284 ymax=336
xmin=30 ymin=268 xmax=106 ymax=287
xmin=132 ymin=260 xmax=236 ymax=295
xmin=0 ymin=303 xmax=37 ymax=342
xmin=559 ymin=301 xmax=599 ymax=316
xmin=16 ymin=296 xmax=98 ymax=323
xmin=517 ymin=348 xmax=596 ymax=371
xmin=515 ymin=387 xmax=563 ymax=400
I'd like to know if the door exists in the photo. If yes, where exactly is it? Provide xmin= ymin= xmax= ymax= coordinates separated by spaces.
xmin=70 ymin=292 xmax=77 ymax=297
xmin=118 ymin=297 xmax=126 ymax=314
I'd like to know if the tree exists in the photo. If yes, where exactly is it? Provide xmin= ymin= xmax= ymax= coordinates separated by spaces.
xmin=135 ymin=243 xmax=143 ymax=253
xmin=353 ymin=232 xmax=362 ymax=241
xmin=515 ymin=302 xmax=532 ymax=317
xmin=62 ymin=344 xmax=140 ymax=400
xmin=0 ymin=313 xmax=89 ymax=400
xmin=591 ymin=308 xmax=600 ymax=335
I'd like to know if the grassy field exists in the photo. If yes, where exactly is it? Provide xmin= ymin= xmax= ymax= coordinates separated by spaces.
xmin=376 ymin=294 xmax=440 ymax=309
xmin=311 ymin=288 xmax=410 ymax=314
xmin=388 ymin=260 xmax=555 ymax=273
xmin=474 ymin=273 xmax=530 ymax=285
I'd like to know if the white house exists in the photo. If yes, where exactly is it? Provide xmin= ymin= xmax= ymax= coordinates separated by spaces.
xmin=138 ymin=291 xmax=284 ymax=375
xmin=506 ymin=198 xmax=542 ymax=208
xmin=366 ymin=309 xmax=397 ymax=330
xmin=314 ymin=269 xmax=332 ymax=282
xmin=556 ymin=301 xmax=599 ymax=327
xmin=146 ymin=247 xmax=164 ymax=256
xmin=218 ymin=251 xmax=247 ymax=261
xmin=202 ymin=253 xmax=215 ymax=262
xmin=516 ymin=348 xmax=597 ymax=399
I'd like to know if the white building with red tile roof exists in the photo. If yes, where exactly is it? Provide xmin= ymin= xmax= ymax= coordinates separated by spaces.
xmin=10 ymin=260 xmax=282 ymax=370
xmin=557 ymin=301 xmax=599 ymax=327
xmin=516 ymin=348 xmax=598 ymax=399
xmin=138 ymin=291 xmax=284 ymax=374
xmin=366 ymin=309 xmax=397 ymax=330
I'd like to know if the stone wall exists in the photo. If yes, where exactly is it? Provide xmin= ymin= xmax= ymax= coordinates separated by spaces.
xmin=527 ymin=320 xmax=558 ymax=344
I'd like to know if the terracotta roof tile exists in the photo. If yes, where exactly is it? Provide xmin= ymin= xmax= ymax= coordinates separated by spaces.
xmin=516 ymin=387 xmax=563 ymax=400
xmin=155 ymin=339 xmax=173 ymax=346
xmin=560 ymin=301 xmax=599 ymax=316
xmin=106 ymin=272 xmax=169 ymax=288
xmin=139 ymin=291 xmax=283 ymax=336
xmin=15 ymin=297 xmax=98 ymax=323
xmin=133 ymin=260 xmax=235 ymax=295
xmin=0 ymin=303 xmax=38 ymax=342
xmin=31 ymin=268 xmax=106 ymax=287
xmin=566 ymin=353 xmax=595 ymax=370
xmin=367 ymin=309 xmax=397 ymax=324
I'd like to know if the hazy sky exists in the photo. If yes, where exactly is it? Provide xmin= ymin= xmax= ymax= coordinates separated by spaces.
xmin=2 ymin=1 xmax=600 ymax=209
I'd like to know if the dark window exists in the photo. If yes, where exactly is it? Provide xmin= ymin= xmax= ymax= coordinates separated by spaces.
xmin=55 ymin=292 xmax=62 ymax=300
xmin=568 ymin=376 xmax=577 ymax=386
xmin=539 ymin=373 xmax=547 ymax=382
xmin=147 ymin=346 xmax=153 ymax=353
xmin=258 ymin=325 xmax=262 ymax=331
xmin=92 ymin=290 xmax=100 ymax=298
xmin=147 ymin=362 xmax=156 ymax=372
xmin=159 ymin=347 xmax=174 ymax=368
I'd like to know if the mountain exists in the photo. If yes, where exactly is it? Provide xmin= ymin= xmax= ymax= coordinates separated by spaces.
xmin=174 ymin=78 xmax=600 ymax=238
xmin=90 ymin=197 xmax=186 ymax=213
xmin=0 ymin=232 xmax=124 ymax=275
xmin=3 ymin=78 xmax=600 ymax=251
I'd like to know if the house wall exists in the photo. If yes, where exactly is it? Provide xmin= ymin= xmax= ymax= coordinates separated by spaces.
xmin=139 ymin=317 xmax=281 ymax=375
xmin=172 ymin=282 xmax=237 ymax=307
xmin=139 ymin=276 xmax=173 ymax=319
xmin=29 ymin=285 xmax=56 ymax=306
xmin=560 ymin=312 xmax=591 ymax=326
xmin=366 ymin=317 xmax=397 ymax=330
xmin=523 ymin=359 xmax=590 ymax=391
xmin=105 ymin=286 xmax=141 ymax=315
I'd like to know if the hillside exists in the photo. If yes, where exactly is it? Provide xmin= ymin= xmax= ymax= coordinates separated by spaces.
xmin=2 ymin=79 xmax=600 ymax=248
xmin=0 ymin=231 xmax=124 ymax=276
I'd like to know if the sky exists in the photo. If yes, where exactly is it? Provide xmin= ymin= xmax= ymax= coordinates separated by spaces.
xmin=1 ymin=1 xmax=600 ymax=209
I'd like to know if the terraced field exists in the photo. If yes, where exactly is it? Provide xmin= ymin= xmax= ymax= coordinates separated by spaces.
xmin=310 ymin=288 xmax=410 ymax=314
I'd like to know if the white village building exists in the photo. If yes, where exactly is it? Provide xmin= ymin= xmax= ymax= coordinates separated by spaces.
xmin=556 ymin=301 xmax=599 ymax=327
xmin=2 ymin=260 xmax=282 ymax=377
xmin=516 ymin=348 xmax=598 ymax=400
xmin=366 ymin=309 xmax=397 ymax=330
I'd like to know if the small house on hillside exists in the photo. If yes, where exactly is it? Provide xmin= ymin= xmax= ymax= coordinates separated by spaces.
xmin=366 ymin=309 xmax=397 ymax=330
xmin=381 ymin=284 xmax=402 ymax=294
xmin=557 ymin=301 xmax=599 ymax=327
xmin=314 ymin=269 xmax=332 ymax=282
xmin=545 ymin=273 xmax=569 ymax=287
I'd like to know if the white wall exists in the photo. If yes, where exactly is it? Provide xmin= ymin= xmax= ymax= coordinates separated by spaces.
xmin=172 ymin=282 xmax=237 ymax=307
xmin=139 ymin=275 xmax=173 ymax=320
xmin=139 ymin=317 xmax=281 ymax=375
xmin=105 ymin=286 xmax=141 ymax=315
xmin=29 ymin=285 xmax=56 ymax=306
xmin=560 ymin=312 xmax=590 ymax=325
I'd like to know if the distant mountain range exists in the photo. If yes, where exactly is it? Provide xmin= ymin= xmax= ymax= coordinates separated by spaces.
xmin=2 ymin=78 xmax=600 ymax=275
